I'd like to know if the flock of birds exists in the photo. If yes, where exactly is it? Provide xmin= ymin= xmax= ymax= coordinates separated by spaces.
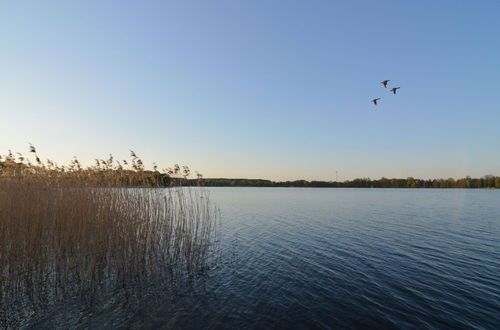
xmin=371 ymin=80 xmax=400 ymax=106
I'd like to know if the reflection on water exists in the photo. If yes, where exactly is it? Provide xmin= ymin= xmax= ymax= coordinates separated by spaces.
xmin=30 ymin=188 xmax=500 ymax=329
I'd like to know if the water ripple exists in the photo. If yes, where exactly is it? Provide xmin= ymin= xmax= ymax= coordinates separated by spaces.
xmin=29 ymin=188 xmax=500 ymax=329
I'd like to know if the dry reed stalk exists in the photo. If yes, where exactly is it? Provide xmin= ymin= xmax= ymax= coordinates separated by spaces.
xmin=0 ymin=146 xmax=219 ymax=327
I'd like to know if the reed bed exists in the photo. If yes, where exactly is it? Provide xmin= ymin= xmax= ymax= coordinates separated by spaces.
xmin=0 ymin=146 xmax=219 ymax=327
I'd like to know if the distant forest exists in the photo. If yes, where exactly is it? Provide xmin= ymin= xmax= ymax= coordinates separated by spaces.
xmin=2 ymin=158 xmax=498 ymax=189
xmin=193 ymin=176 xmax=500 ymax=189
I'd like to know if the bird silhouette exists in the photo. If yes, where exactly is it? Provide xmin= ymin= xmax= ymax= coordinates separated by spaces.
xmin=372 ymin=98 xmax=381 ymax=106
xmin=390 ymin=87 xmax=400 ymax=94
xmin=381 ymin=80 xmax=390 ymax=88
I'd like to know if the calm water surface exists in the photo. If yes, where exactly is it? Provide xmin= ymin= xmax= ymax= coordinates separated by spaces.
xmin=36 ymin=188 xmax=500 ymax=329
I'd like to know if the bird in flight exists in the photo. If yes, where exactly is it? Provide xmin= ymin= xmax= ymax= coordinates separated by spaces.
xmin=372 ymin=98 xmax=381 ymax=106
xmin=390 ymin=87 xmax=400 ymax=94
xmin=381 ymin=80 xmax=390 ymax=88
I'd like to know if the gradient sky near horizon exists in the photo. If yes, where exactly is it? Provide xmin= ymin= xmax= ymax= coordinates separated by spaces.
xmin=1 ymin=1 xmax=499 ymax=181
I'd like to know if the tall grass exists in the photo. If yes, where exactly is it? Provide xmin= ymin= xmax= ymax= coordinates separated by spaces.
xmin=0 ymin=146 xmax=219 ymax=326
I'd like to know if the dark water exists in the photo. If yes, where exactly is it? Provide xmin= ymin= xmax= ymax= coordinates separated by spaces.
xmin=33 ymin=188 xmax=500 ymax=329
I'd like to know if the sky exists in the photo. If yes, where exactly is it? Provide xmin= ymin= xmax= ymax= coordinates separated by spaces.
xmin=1 ymin=1 xmax=499 ymax=181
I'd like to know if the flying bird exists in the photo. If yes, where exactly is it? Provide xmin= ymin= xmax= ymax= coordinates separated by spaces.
xmin=372 ymin=98 xmax=381 ymax=106
xmin=390 ymin=87 xmax=400 ymax=94
xmin=381 ymin=80 xmax=390 ymax=88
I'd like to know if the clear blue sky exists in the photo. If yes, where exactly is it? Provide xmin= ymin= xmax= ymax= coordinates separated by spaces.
xmin=1 ymin=1 xmax=499 ymax=180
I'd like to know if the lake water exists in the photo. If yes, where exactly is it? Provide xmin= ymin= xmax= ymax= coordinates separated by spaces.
xmin=32 ymin=188 xmax=500 ymax=329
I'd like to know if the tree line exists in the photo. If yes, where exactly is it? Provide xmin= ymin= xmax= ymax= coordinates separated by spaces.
xmin=191 ymin=176 xmax=500 ymax=189
xmin=2 ymin=158 xmax=499 ymax=189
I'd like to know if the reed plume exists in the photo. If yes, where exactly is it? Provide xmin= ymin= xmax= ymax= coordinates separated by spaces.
xmin=0 ymin=145 xmax=219 ymax=327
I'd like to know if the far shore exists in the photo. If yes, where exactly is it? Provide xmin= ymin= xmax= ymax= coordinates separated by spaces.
xmin=192 ymin=177 xmax=500 ymax=189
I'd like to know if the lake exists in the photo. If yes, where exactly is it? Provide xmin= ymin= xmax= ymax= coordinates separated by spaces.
xmin=32 ymin=188 xmax=500 ymax=329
